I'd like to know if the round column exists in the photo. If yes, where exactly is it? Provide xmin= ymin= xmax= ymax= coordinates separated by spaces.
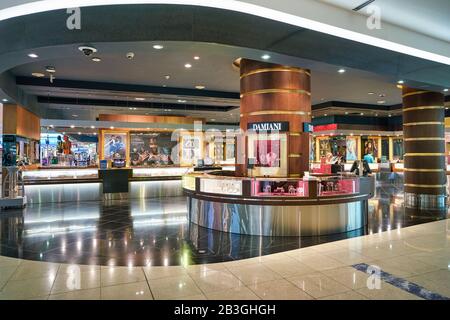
xmin=402 ymin=87 xmax=447 ymax=210
xmin=236 ymin=59 xmax=311 ymax=177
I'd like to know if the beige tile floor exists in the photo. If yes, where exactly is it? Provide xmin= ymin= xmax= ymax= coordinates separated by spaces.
xmin=0 ymin=219 xmax=448 ymax=300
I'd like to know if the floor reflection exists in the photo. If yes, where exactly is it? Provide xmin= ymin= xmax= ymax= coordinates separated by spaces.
xmin=0 ymin=173 xmax=448 ymax=266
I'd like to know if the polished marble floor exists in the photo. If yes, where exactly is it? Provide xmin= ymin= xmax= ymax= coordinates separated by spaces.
xmin=0 ymin=173 xmax=447 ymax=267
xmin=0 ymin=218 xmax=448 ymax=300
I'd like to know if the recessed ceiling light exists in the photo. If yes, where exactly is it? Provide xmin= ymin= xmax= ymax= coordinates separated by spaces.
xmin=324 ymin=113 xmax=328 ymax=116
xmin=338 ymin=68 xmax=346 ymax=73
xmin=261 ymin=54 xmax=271 ymax=60
xmin=91 ymin=57 xmax=101 ymax=62
xmin=446 ymin=107 xmax=449 ymax=110
xmin=2 ymin=99 xmax=7 ymax=102
xmin=90 ymin=125 xmax=95 ymax=129
xmin=444 ymin=88 xmax=449 ymax=92
xmin=375 ymin=114 xmax=378 ymax=116
xmin=368 ymin=92 xmax=375 ymax=95
xmin=32 ymin=72 xmax=45 ymax=78
xmin=360 ymin=113 xmax=364 ymax=115
xmin=210 ymin=119 xmax=216 ymax=121
xmin=153 ymin=44 xmax=164 ymax=50
xmin=345 ymin=112 xmax=349 ymax=115
xmin=195 ymin=85 xmax=205 ymax=90
xmin=379 ymin=93 xmax=386 ymax=97
xmin=194 ymin=56 xmax=200 ymax=60
xmin=164 ymin=109 xmax=172 ymax=112
xmin=93 ymin=132 xmax=97 ymax=135
xmin=184 ymin=63 xmax=192 ymax=68
xmin=377 ymin=100 xmax=386 ymax=104
xmin=397 ymin=80 xmax=404 ymax=84
xmin=177 ymin=99 xmax=187 ymax=103
xmin=110 ymin=126 xmax=114 ymax=129
xmin=78 ymin=132 xmax=81 ymax=135
xmin=46 ymin=66 xmax=56 ymax=73
xmin=135 ymin=97 xmax=145 ymax=101
xmin=162 ymin=85 xmax=167 ymax=87
xmin=72 ymin=114 xmax=78 ymax=117
xmin=164 ymin=75 xmax=170 ymax=80
xmin=70 ymin=125 xmax=75 ymax=128
xmin=28 ymin=53 xmax=38 ymax=58
xmin=388 ymin=114 xmax=392 ymax=117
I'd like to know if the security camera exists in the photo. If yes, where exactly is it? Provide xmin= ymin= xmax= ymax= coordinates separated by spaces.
xmin=78 ymin=45 xmax=98 ymax=56
xmin=126 ymin=52 xmax=135 ymax=60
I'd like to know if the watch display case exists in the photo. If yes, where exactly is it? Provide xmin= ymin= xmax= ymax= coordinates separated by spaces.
xmin=251 ymin=179 xmax=308 ymax=197
xmin=317 ymin=176 xmax=359 ymax=196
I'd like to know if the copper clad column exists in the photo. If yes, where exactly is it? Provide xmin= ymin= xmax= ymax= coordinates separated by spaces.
xmin=236 ymin=59 xmax=311 ymax=177
xmin=402 ymin=87 xmax=447 ymax=211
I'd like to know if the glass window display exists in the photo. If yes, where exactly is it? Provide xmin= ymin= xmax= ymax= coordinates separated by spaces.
xmin=104 ymin=132 xmax=127 ymax=160
xmin=317 ymin=177 xmax=359 ymax=196
xmin=130 ymin=132 xmax=176 ymax=167
xmin=254 ymin=139 xmax=280 ymax=167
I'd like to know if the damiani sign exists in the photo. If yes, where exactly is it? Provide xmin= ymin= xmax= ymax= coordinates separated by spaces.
xmin=248 ymin=122 xmax=289 ymax=132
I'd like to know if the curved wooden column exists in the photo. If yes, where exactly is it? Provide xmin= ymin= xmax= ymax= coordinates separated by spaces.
xmin=402 ymin=87 xmax=446 ymax=210
xmin=236 ymin=59 xmax=311 ymax=177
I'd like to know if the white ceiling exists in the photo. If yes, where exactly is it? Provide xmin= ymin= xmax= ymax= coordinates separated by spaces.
xmin=319 ymin=0 xmax=450 ymax=42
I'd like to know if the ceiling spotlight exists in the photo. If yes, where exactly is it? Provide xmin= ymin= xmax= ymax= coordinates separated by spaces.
xmin=2 ymin=99 xmax=8 ymax=102
xmin=135 ymin=97 xmax=145 ymax=101
xmin=153 ymin=44 xmax=164 ymax=50
xmin=195 ymin=85 xmax=205 ymax=90
xmin=78 ymin=45 xmax=97 ymax=56
xmin=177 ymin=99 xmax=187 ymax=103
xmin=91 ymin=57 xmax=102 ymax=62
xmin=345 ymin=112 xmax=349 ymax=115
xmin=110 ymin=126 xmax=114 ymax=129
xmin=46 ymin=66 xmax=56 ymax=73
xmin=338 ymin=68 xmax=346 ymax=74
xmin=90 ymin=126 xmax=95 ymax=129
xmin=324 ymin=113 xmax=328 ymax=116
xmin=184 ymin=63 xmax=192 ymax=68
xmin=78 ymin=132 xmax=81 ymax=135
xmin=70 ymin=125 xmax=75 ymax=128
xmin=360 ymin=113 xmax=364 ymax=115
xmin=388 ymin=114 xmax=392 ymax=117
xmin=32 ymin=72 xmax=45 ymax=78
xmin=28 ymin=53 xmax=38 ymax=58
xmin=194 ymin=56 xmax=200 ymax=60
xmin=93 ymin=132 xmax=97 ymax=135
xmin=444 ymin=89 xmax=449 ymax=92
xmin=377 ymin=100 xmax=386 ymax=104
xmin=261 ymin=54 xmax=271 ymax=60
xmin=379 ymin=93 xmax=386 ymax=97
xmin=164 ymin=75 xmax=170 ymax=80
xmin=49 ymin=125 xmax=54 ymax=128
xmin=126 ymin=52 xmax=135 ymax=60
xmin=397 ymin=80 xmax=404 ymax=84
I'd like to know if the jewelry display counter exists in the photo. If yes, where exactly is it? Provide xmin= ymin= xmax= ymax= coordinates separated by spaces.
xmin=184 ymin=172 xmax=375 ymax=236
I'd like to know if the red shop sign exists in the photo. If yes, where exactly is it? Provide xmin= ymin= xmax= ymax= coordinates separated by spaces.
xmin=313 ymin=124 xmax=338 ymax=132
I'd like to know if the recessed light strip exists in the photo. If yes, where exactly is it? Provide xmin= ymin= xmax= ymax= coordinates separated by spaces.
xmin=0 ymin=1 xmax=449 ymax=66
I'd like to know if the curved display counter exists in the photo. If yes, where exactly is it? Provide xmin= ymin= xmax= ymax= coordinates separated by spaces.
xmin=183 ymin=173 xmax=375 ymax=236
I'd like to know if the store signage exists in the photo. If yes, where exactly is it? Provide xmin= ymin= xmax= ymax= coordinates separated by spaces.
xmin=303 ymin=122 xmax=314 ymax=133
xmin=247 ymin=122 xmax=289 ymax=132
xmin=313 ymin=124 xmax=338 ymax=132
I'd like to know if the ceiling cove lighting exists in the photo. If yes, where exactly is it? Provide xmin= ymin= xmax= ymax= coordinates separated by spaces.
xmin=2 ymin=1 xmax=450 ymax=66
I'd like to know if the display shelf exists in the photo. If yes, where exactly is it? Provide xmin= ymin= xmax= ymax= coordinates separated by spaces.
xmin=252 ymin=179 xmax=308 ymax=197
xmin=317 ymin=176 xmax=359 ymax=197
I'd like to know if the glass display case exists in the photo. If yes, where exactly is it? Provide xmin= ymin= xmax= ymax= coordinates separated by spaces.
xmin=317 ymin=176 xmax=359 ymax=197
xmin=251 ymin=179 xmax=308 ymax=197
